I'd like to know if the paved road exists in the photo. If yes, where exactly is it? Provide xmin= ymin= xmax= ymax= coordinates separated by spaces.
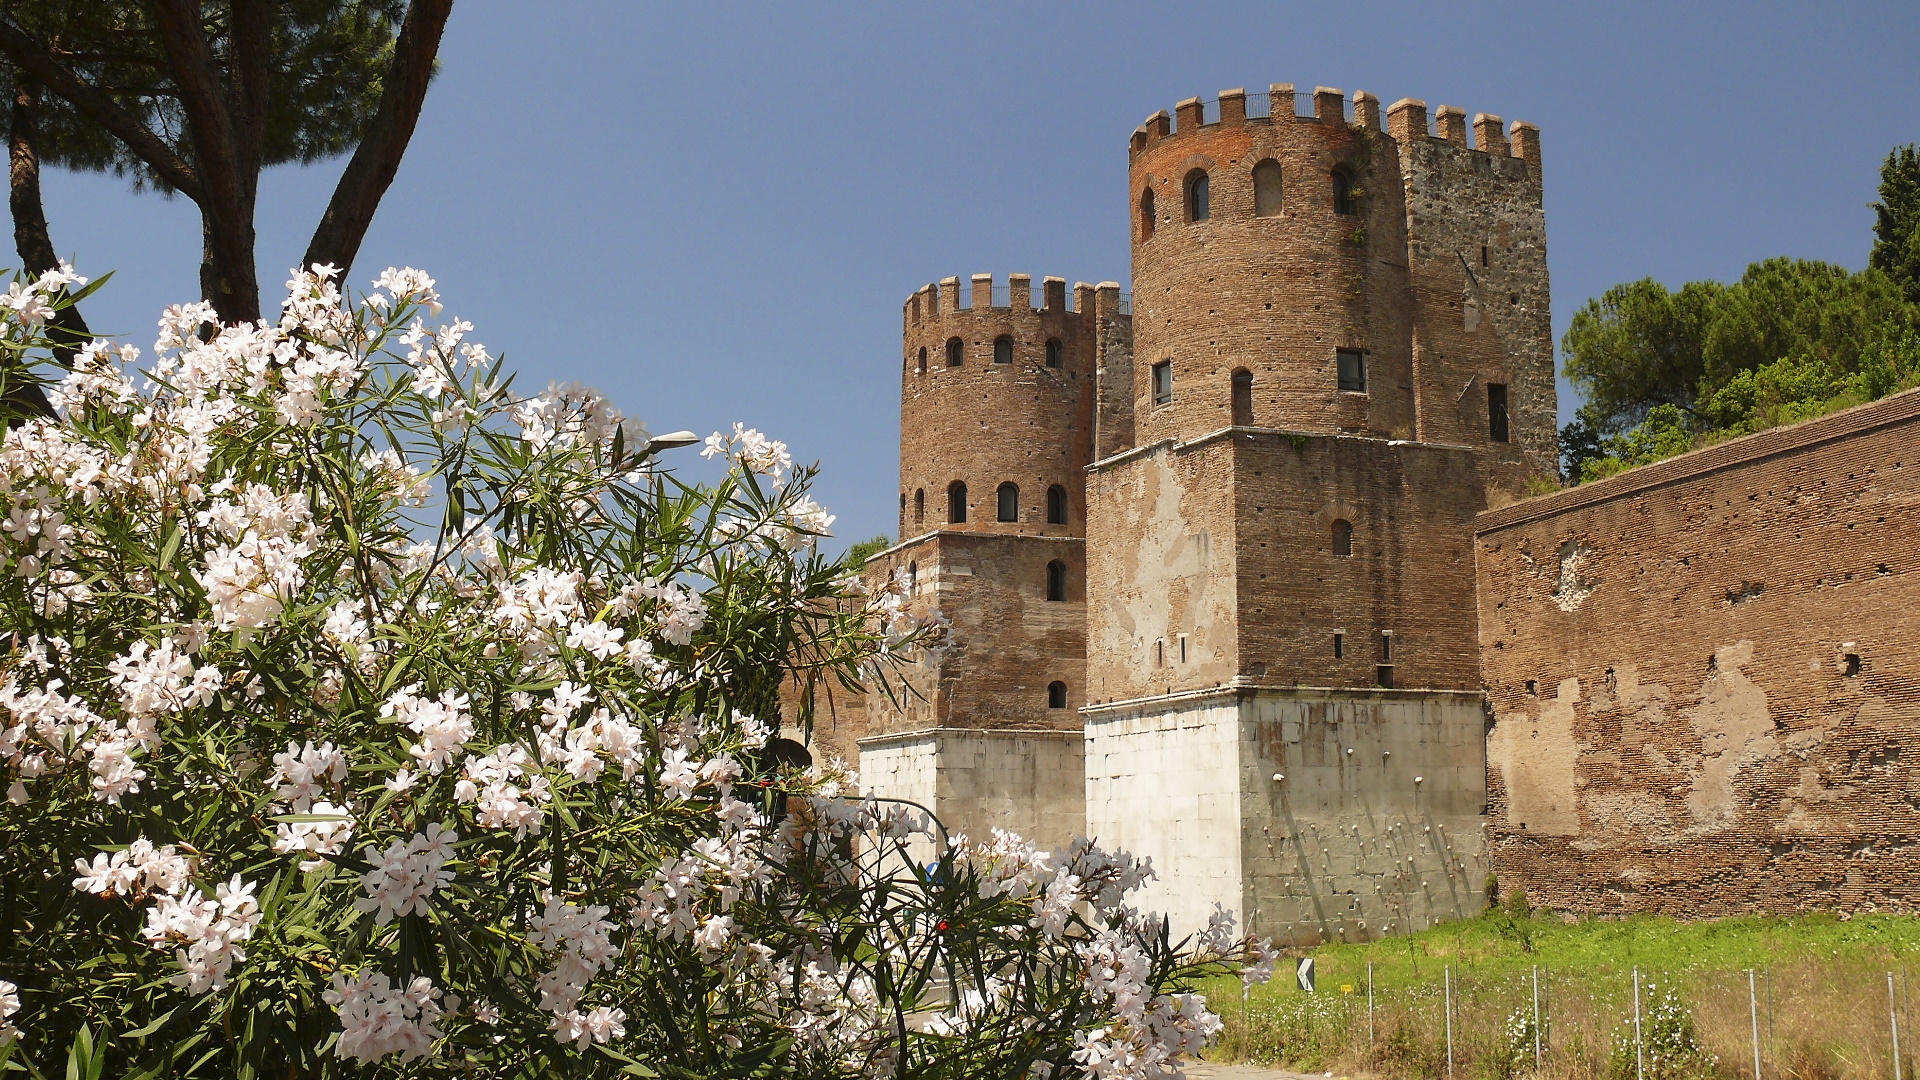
xmin=1184 ymin=1063 xmax=1326 ymax=1080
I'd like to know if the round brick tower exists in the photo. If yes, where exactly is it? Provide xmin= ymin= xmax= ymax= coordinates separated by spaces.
xmin=898 ymin=273 xmax=1106 ymax=540
xmin=1128 ymin=85 xmax=1416 ymax=446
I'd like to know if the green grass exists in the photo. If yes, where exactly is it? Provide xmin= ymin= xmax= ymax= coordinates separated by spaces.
xmin=1199 ymin=907 xmax=1920 ymax=1079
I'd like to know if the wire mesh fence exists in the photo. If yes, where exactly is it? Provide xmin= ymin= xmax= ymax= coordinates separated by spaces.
xmin=1217 ymin=960 xmax=1919 ymax=1080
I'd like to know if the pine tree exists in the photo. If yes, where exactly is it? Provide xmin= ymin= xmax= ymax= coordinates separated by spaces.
xmin=1870 ymin=144 xmax=1920 ymax=303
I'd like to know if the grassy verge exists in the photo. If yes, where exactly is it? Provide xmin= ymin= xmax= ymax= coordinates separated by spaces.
xmin=1202 ymin=907 xmax=1920 ymax=1080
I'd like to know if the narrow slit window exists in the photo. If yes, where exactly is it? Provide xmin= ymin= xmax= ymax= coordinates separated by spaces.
xmin=1380 ymin=632 xmax=1393 ymax=662
xmin=993 ymin=335 xmax=1013 ymax=364
xmin=916 ymin=346 xmax=927 ymax=374
xmin=1336 ymin=349 xmax=1367 ymax=393
xmin=1152 ymin=360 xmax=1173 ymax=406
xmin=1046 ymin=484 xmax=1067 ymax=525
xmin=1048 ymin=681 xmax=1067 ymax=709
xmin=1333 ymin=632 xmax=1345 ymax=659
xmin=1488 ymin=383 xmax=1510 ymax=443
xmin=1045 ymin=338 xmax=1063 ymax=368
xmin=1046 ymin=560 xmax=1066 ymax=601
xmin=945 ymin=336 xmax=963 ymax=367
xmin=1155 ymin=639 xmax=1164 ymax=667
xmin=947 ymin=481 xmax=967 ymax=523
xmin=1332 ymin=519 xmax=1353 ymax=557
xmin=1252 ymin=159 xmax=1283 ymax=217
xmin=1139 ymin=187 xmax=1156 ymax=241
xmin=1481 ymin=244 xmax=1490 ymax=268
xmin=997 ymin=482 xmax=1019 ymax=522
xmin=914 ymin=488 xmax=925 ymax=524
xmin=1178 ymin=634 xmax=1188 ymax=663
xmin=907 ymin=561 xmax=917 ymax=591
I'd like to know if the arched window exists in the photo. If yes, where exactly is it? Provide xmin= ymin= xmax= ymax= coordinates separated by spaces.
xmin=997 ymin=482 xmax=1019 ymax=522
xmin=1045 ymin=338 xmax=1063 ymax=368
xmin=1046 ymin=560 xmax=1067 ymax=601
xmin=899 ymin=491 xmax=906 ymax=518
xmin=948 ymin=481 xmax=967 ymax=523
xmin=1253 ymin=159 xmax=1283 ymax=217
xmin=907 ymin=561 xmax=917 ymax=590
xmin=1048 ymin=681 xmax=1068 ymax=709
xmin=1046 ymin=484 xmax=1067 ymax=525
xmin=1139 ymin=187 xmax=1155 ymax=240
xmin=1230 ymin=368 xmax=1253 ymax=426
xmin=1332 ymin=167 xmax=1356 ymax=216
xmin=1185 ymin=169 xmax=1210 ymax=222
xmin=993 ymin=335 xmax=1013 ymax=364
xmin=916 ymin=346 xmax=927 ymax=374
xmin=946 ymin=336 xmax=964 ymax=367
xmin=1332 ymin=519 xmax=1353 ymax=557
xmin=914 ymin=488 xmax=925 ymax=524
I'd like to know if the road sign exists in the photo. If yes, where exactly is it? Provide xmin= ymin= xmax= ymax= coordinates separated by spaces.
xmin=1297 ymin=957 xmax=1315 ymax=993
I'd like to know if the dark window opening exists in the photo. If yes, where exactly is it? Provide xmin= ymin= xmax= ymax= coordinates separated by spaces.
xmin=1488 ymin=383 xmax=1510 ymax=443
xmin=1139 ymin=188 xmax=1156 ymax=241
xmin=1845 ymin=653 xmax=1863 ymax=677
xmin=1045 ymin=338 xmax=1063 ymax=368
xmin=1525 ymin=679 xmax=1538 ymax=696
xmin=1376 ymin=665 xmax=1395 ymax=689
xmin=1152 ymin=360 xmax=1173 ymax=406
xmin=1336 ymin=349 xmax=1367 ymax=393
xmin=1046 ymin=484 xmax=1067 ymax=525
xmin=899 ymin=491 xmax=905 ymax=519
xmin=1048 ymin=681 xmax=1067 ymax=709
xmin=1253 ymin=159 xmax=1283 ymax=217
xmin=907 ymin=560 xmax=917 ymax=590
xmin=1046 ymin=560 xmax=1067 ymax=601
xmin=916 ymin=346 xmax=927 ymax=374
xmin=1230 ymin=368 xmax=1254 ymax=426
xmin=1178 ymin=635 xmax=1188 ymax=663
xmin=1481 ymin=244 xmax=1490 ymax=268
xmin=1332 ymin=168 xmax=1357 ymax=216
xmin=947 ymin=481 xmax=967 ymax=523
xmin=1155 ymin=639 xmax=1164 ymax=667
xmin=914 ymin=488 xmax=925 ymax=524
xmin=994 ymin=335 xmax=1013 ymax=364
xmin=997 ymin=482 xmax=1019 ymax=522
xmin=945 ymin=336 xmax=964 ymax=367
xmin=1333 ymin=633 xmax=1345 ymax=659
xmin=1380 ymin=633 xmax=1393 ymax=662
xmin=1185 ymin=169 xmax=1210 ymax=222
xmin=1332 ymin=519 xmax=1353 ymax=557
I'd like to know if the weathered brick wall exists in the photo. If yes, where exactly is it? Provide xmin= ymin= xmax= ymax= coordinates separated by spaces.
xmin=1233 ymin=432 xmax=1484 ymax=691
xmin=1128 ymin=86 xmax=1417 ymax=446
xmin=1476 ymin=389 xmax=1920 ymax=914
xmin=900 ymin=275 xmax=1106 ymax=540
xmin=1391 ymin=101 xmax=1556 ymax=503
xmin=863 ymin=531 xmax=1086 ymax=734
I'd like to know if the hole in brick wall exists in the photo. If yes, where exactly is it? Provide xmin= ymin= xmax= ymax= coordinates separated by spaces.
xmin=1880 ymin=564 xmax=1892 ymax=575
xmin=1845 ymin=653 xmax=1862 ymax=677
xmin=1706 ymin=654 xmax=1719 ymax=675
xmin=1526 ymin=679 xmax=1538 ymax=696
xmin=1726 ymin=581 xmax=1766 ymax=605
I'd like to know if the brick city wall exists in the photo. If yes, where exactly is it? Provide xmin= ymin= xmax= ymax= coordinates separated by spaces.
xmin=1476 ymin=389 xmax=1920 ymax=914
xmin=1086 ymin=429 xmax=1483 ymax=703
xmin=862 ymin=530 xmax=1087 ymax=734
xmin=1391 ymin=100 xmax=1556 ymax=503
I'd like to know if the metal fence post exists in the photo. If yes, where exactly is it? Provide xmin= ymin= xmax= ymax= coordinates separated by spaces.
xmin=1634 ymin=966 xmax=1645 ymax=1080
xmin=1368 ymin=959 xmax=1375 ymax=1047
xmin=1445 ymin=964 xmax=1455 ymax=1078
xmin=1533 ymin=964 xmax=1543 ymax=1071
xmin=1893 ymin=971 xmax=1904 ymax=1080
xmin=1750 ymin=969 xmax=1762 ymax=1080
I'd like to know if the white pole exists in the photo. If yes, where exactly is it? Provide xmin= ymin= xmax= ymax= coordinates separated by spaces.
xmin=1369 ymin=959 xmax=1375 ymax=1047
xmin=1893 ymin=971 xmax=1904 ymax=1080
xmin=1634 ymin=966 xmax=1645 ymax=1080
xmin=1750 ymin=969 xmax=1762 ymax=1080
xmin=1533 ymin=964 xmax=1543 ymax=1070
xmin=1445 ymin=964 xmax=1455 ymax=1077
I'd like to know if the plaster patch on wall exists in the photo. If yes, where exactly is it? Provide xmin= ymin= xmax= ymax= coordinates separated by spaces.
xmin=1487 ymin=677 xmax=1585 ymax=836
xmin=1584 ymin=791 xmax=1674 ymax=837
xmin=1684 ymin=640 xmax=1780 ymax=832
xmin=1552 ymin=540 xmax=1595 ymax=612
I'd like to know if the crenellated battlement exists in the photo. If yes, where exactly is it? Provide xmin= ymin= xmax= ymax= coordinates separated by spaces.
xmin=903 ymin=274 xmax=1128 ymax=325
xmin=1128 ymin=83 xmax=1540 ymax=172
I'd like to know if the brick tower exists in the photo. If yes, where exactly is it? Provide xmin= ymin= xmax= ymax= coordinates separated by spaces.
xmin=1083 ymin=86 xmax=1556 ymax=942
xmin=860 ymin=274 xmax=1130 ymax=850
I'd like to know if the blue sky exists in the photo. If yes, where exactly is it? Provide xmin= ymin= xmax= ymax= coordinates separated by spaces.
xmin=39 ymin=1 xmax=1920 ymax=551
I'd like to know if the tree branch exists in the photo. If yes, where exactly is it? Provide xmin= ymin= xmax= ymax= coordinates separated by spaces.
xmin=302 ymin=0 xmax=453 ymax=280
xmin=229 ymin=0 xmax=271 ymax=182
xmin=153 ymin=0 xmax=258 ymax=322
xmin=0 ymin=16 xmax=202 ymax=202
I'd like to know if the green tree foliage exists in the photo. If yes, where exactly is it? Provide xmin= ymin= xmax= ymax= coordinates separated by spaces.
xmin=846 ymin=535 xmax=890 ymax=566
xmin=1560 ymin=148 xmax=1920 ymax=484
xmin=1871 ymin=143 xmax=1920 ymax=303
